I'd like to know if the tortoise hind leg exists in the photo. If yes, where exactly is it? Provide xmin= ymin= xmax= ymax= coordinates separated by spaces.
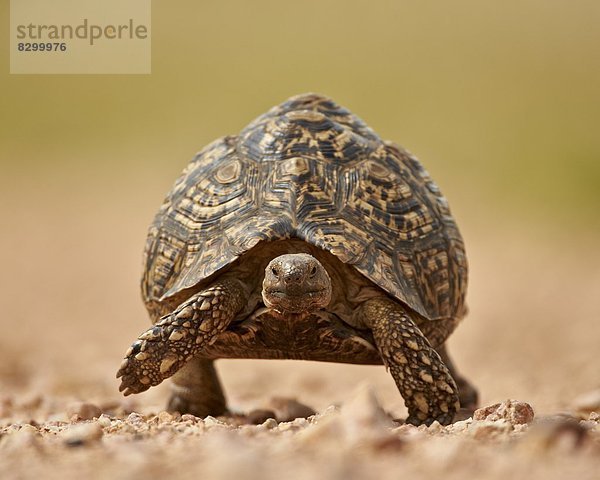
xmin=167 ymin=358 xmax=227 ymax=417
xmin=436 ymin=343 xmax=478 ymax=410
xmin=357 ymin=297 xmax=460 ymax=426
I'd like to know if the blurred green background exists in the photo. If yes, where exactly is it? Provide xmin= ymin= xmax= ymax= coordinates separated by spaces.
xmin=2 ymin=0 xmax=599 ymax=231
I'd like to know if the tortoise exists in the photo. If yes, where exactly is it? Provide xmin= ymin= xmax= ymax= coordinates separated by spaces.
xmin=116 ymin=93 xmax=476 ymax=426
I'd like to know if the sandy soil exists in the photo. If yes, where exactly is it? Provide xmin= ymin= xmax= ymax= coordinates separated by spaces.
xmin=0 ymin=174 xmax=598 ymax=479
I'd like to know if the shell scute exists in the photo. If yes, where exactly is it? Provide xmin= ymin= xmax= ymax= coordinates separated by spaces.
xmin=142 ymin=94 xmax=467 ymax=322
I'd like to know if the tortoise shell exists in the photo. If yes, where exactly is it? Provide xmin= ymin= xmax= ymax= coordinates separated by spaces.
xmin=141 ymin=93 xmax=467 ymax=322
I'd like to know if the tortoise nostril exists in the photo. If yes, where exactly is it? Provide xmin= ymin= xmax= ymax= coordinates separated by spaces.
xmin=271 ymin=266 xmax=280 ymax=277
xmin=309 ymin=266 xmax=317 ymax=277
xmin=283 ymin=269 xmax=303 ymax=285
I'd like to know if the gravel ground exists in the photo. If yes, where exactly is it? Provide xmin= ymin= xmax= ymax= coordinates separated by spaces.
xmin=1 ymin=177 xmax=598 ymax=480
xmin=1 ymin=393 xmax=598 ymax=480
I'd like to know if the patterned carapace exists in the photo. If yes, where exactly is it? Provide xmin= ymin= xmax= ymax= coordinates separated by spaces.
xmin=141 ymin=93 xmax=467 ymax=323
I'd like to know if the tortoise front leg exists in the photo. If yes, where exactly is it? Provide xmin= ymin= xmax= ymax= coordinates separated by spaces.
xmin=436 ymin=343 xmax=479 ymax=410
xmin=358 ymin=297 xmax=460 ymax=426
xmin=117 ymin=278 xmax=247 ymax=396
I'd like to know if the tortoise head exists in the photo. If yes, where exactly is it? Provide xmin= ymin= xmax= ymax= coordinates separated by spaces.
xmin=262 ymin=253 xmax=332 ymax=314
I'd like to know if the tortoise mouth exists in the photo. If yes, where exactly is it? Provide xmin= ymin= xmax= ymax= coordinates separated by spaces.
xmin=262 ymin=288 xmax=331 ymax=314
xmin=266 ymin=289 xmax=327 ymax=298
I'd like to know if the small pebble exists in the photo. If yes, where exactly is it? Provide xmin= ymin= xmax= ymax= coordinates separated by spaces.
xmin=427 ymin=421 xmax=443 ymax=434
xmin=291 ymin=417 xmax=309 ymax=428
xmin=127 ymin=412 xmax=145 ymax=424
xmin=63 ymin=423 xmax=103 ymax=446
xmin=474 ymin=400 xmax=534 ymax=425
xmin=96 ymin=414 xmax=112 ymax=428
xmin=157 ymin=411 xmax=174 ymax=423
xmin=204 ymin=416 xmax=226 ymax=428
xmin=181 ymin=414 xmax=201 ymax=423
xmin=261 ymin=418 xmax=278 ymax=429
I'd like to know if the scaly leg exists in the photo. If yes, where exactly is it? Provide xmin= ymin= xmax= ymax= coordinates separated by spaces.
xmin=436 ymin=343 xmax=478 ymax=410
xmin=167 ymin=358 xmax=227 ymax=417
xmin=117 ymin=278 xmax=246 ymax=396
xmin=358 ymin=297 xmax=460 ymax=426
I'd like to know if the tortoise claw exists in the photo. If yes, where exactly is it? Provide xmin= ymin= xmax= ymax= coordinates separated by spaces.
xmin=116 ymin=327 xmax=189 ymax=395
xmin=116 ymin=356 xmax=153 ymax=395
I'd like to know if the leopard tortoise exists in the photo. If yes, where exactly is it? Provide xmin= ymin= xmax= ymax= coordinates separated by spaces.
xmin=116 ymin=93 xmax=476 ymax=426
